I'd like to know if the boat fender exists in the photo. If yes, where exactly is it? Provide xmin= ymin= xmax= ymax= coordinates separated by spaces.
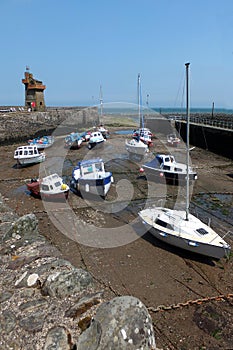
xmin=85 ymin=184 xmax=89 ymax=192
xmin=160 ymin=172 xmax=164 ymax=177
xmin=61 ymin=184 xmax=67 ymax=190
xmin=139 ymin=167 xmax=144 ymax=173
xmin=111 ymin=176 xmax=114 ymax=183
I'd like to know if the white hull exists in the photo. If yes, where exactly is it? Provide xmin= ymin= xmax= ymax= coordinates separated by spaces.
xmin=78 ymin=179 xmax=112 ymax=197
xmin=139 ymin=208 xmax=231 ymax=259
xmin=125 ymin=139 xmax=148 ymax=156
xmin=15 ymin=153 xmax=45 ymax=165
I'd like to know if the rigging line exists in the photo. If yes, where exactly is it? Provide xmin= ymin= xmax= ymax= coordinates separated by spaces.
xmin=173 ymin=68 xmax=185 ymax=109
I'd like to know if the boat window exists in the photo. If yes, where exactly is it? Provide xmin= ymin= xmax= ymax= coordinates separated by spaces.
xmin=24 ymin=150 xmax=28 ymax=155
xmin=50 ymin=185 xmax=53 ymax=190
xmin=29 ymin=150 xmax=33 ymax=155
xmin=95 ymin=163 xmax=103 ymax=171
xmin=165 ymin=157 xmax=170 ymax=162
xmin=54 ymin=181 xmax=61 ymax=187
xmin=163 ymin=165 xmax=170 ymax=170
xmin=82 ymin=165 xmax=93 ymax=174
xmin=196 ymin=228 xmax=209 ymax=235
xmin=174 ymin=167 xmax=182 ymax=172
xmin=19 ymin=150 xmax=23 ymax=155
xmin=41 ymin=184 xmax=49 ymax=191
xmin=155 ymin=218 xmax=173 ymax=230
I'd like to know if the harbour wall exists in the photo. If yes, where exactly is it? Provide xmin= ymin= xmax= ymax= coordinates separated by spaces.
xmin=0 ymin=106 xmax=99 ymax=145
xmin=145 ymin=116 xmax=233 ymax=160
xmin=176 ymin=121 xmax=233 ymax=160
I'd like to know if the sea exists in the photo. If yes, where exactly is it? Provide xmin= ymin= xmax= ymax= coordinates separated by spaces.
xmin=101 ymin=106 xmax=233 ymax=116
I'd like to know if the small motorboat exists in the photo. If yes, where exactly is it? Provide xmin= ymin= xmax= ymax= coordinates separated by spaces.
xmin=167 ymin=133 xmax=181 ymax=147
xmin=97 ymin=124 xmax=109 ymax=139
xmin=14 ymin=145 xmax=45 ymax=166
xmin=139 ymin=133 xmax=153 ymax=147
xmin=133 ymin=127 xmax=153 ymax=137
xmin=64 ymin=132 xmax=83 ymax=148
xmin=88 ymin=131 xmax=105 ymax=149
xmin=140 ymin=154 xmax=197 ymax=184
xmin=70 ymin=158 xmax=113 ymax=198
xmin=27 ymin=173 xmax=69 ymax=200
xmin=28 ymin=136 xmax=54 ymax=149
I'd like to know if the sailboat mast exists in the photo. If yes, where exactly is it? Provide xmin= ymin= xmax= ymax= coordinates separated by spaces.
xmin=138 ymin=73 xmax=141 ymax=128
xmin=100 ymin=85 xmax=103 ymax=118
xmin=185 ymin=62 xmax=190 ymax=221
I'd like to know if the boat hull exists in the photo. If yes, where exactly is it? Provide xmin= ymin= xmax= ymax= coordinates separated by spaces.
xmin=142 ymin=166 xmax=197 ymax=184
xmin=125 ymin=140 xmax=148 ymax=156
xmin=71 ymin=173 xmax=112 ymax=197
xmin=15 ymin=154 xmax=46 ymax=166
xmin=88 ymin=140 xmax=105 ymax=149
xmin=139 ymin=216 xmax=230 ymax=259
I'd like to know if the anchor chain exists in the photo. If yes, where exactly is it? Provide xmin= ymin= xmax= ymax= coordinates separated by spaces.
xmin=148 ymin=293 xmax=233 ymax=313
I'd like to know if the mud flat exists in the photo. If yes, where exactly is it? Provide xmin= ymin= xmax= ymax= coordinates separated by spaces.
xmin=0 ymin=124 xmax=233 ymax=349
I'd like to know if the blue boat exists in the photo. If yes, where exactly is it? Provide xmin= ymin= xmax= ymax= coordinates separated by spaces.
xmin=28 ymin=135 xmax=54 ymax=149
xmin=64 ymin=132 xmax=83 ymax=148
xmin=70 ymin=158 xmax=113 ymax=198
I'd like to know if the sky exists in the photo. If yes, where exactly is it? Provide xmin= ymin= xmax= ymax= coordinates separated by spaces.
xmin=1 ymin=0 xmax=233 ymax=109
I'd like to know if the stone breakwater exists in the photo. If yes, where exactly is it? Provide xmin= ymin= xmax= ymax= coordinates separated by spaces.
xmin=0 ymin=107 xmax=99 ymax=145
xmin=0 ymin=193 xmax=157 ymax=350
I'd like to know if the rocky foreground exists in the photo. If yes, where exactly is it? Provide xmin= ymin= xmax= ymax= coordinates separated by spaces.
xmin=0 ymin=193 xmax=157 ymax=350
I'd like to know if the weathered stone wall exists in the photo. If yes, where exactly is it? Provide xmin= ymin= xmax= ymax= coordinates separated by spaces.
xmin=0 ymin=193 xmax=157 ymax=349
xmin=0 ymin=107 xmax=99 ymax=145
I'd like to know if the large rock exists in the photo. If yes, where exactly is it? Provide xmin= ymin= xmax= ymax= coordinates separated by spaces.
xmin=2 ymin=213 xmax=38 ymax=241
xmin=76 ymin=296 xmax=156 ymax=349
xmin=41 ymin=268 xmax=94 ymax=298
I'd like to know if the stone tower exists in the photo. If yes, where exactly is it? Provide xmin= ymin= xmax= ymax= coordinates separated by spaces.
xmin=22 ymin=69 xmax=46 ymax=111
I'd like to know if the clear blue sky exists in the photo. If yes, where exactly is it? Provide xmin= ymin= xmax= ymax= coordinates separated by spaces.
xmin=1 ymin=0 xmax=233 ymax=108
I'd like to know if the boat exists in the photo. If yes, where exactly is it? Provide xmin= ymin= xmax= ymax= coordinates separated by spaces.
xmin=88 ymin=131 xmax=105 ymax=149
xmin=64 ymin=132 xmax=83 ymax=148
xmin=27 ymin=173 xmax=69 ymax=200
xmin=97 ymin=124 xmax=109 ymax=139
xmin=125 ymin=138 xmax=149 ymax=158
xmin=140 ymin=153 xmax=197 ymax=184
xmin=138 ymin=63 xmax=231 ymax=259
xmin=70 ymin=158 xmax=113 ymax=198
xmin=14 ymin=145 xmax=45 ymax=166
xmin=167 ymin=133 xmax=181 ymax=147
xmin=125 ymin=74 xmax=149 ymax=158
xmin=133 ymin=127 xmax=153 ymax=137
xmin=28 ymin=135 xmax=54 ymax=149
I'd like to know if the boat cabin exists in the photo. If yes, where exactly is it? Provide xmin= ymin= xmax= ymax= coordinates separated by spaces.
xmin=14 ymin=145 xmax=40 ymax=157
xmin=79 ymin=159 xmax=105 ymax=177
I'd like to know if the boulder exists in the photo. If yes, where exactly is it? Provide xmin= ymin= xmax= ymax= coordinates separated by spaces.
xmin=76 ymin=295 xmax=156 ymax=349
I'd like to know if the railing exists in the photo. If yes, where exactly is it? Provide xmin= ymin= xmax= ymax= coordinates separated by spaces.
xmin=171 ymin=116 xmax=233 ymax=131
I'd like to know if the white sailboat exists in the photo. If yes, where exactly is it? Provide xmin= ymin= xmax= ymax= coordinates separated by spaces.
xmin=125 ymin=74 xmax=149 ymax=159
xmin=138 ymin=63 xmax=231 ymax=259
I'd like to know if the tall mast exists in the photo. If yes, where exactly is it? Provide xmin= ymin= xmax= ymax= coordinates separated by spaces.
xmin=137 ymin=73 xmax=141 ymax=128
xmin=99 ymin=85 xmax=103 ymax=117
xmin=185 ymin=62 xmax=190 ymax=221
